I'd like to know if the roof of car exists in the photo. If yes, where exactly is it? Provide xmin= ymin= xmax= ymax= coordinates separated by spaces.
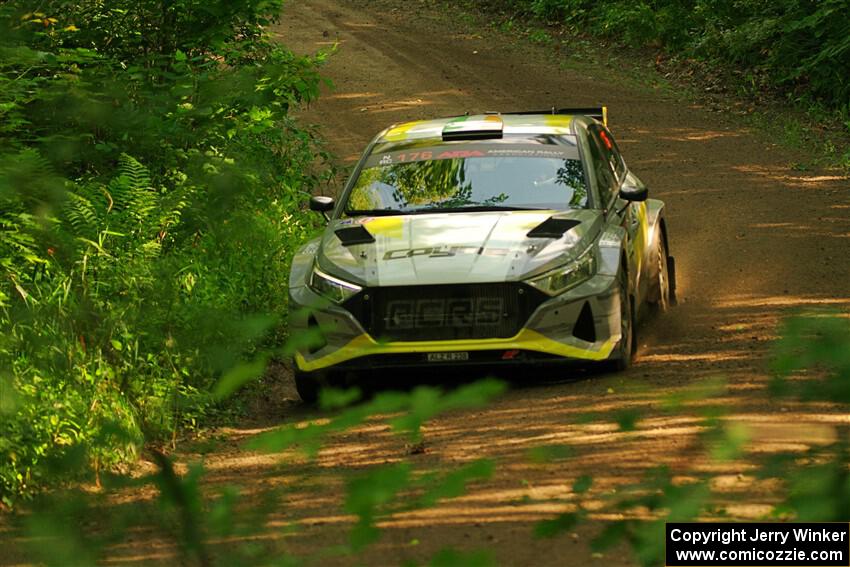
xmin=376 ymin=113 xmax=583 ymax=144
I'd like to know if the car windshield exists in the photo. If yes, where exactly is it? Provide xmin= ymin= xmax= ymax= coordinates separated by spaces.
xmin=344 ymin=143 xmax=587 ymax=215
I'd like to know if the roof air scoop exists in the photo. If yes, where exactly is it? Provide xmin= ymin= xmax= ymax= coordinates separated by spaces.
xmin=442 ymin=116 xmax=504 ymax=141
xmin=527 ymin=217 xmax=581 ymax=239
xmin=335 ymin=225 xmax=375 ymax=246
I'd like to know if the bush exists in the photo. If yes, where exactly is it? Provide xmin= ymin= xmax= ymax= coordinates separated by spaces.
xmin=0 ymin=0 xmax=330 ymax=504
xmin=481 ymin=0 xmax=850 ymax=112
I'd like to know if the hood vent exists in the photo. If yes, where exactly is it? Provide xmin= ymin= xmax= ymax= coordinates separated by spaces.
xmin=442 ymin=116 xmax=504 ymax=141
xmin=527 ymin=217 xmax=581 ymax=239
xmin=335 ymin=225 xmax=375 ymax=246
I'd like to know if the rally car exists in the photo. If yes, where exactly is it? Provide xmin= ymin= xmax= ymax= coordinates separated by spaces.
xmin=288 ymin=108 xmax=676 ymax=402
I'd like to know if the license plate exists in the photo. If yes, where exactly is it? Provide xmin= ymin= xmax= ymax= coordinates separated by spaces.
xmin=427 ymin=352 xmax=469 ymax=362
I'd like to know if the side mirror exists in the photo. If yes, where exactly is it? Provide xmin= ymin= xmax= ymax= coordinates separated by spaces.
xmin=309 ymin=195 xmax=335 ymax=213
xmin=619 ymin=178 xmax=648 ymax=202
xmin=310 ymin=196 xmax=335 ymax=221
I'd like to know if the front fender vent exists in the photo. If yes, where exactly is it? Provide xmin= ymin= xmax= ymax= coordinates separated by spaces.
xmin=572 ymin=301 xmax=596 ymax=343
xmin=306 ymin=314 xmax=328 ymax=354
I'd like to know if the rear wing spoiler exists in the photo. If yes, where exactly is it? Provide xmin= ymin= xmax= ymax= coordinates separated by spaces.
xmin=500 ymin=106 xmax=608 ymax=127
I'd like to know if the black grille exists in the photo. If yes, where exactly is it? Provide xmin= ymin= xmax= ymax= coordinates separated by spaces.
xmin=344 ymin=283 xmax=547 ymax=342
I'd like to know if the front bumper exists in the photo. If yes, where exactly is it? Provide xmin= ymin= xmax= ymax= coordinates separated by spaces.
xmin=289 ymin=273 xmax=623 ymax=373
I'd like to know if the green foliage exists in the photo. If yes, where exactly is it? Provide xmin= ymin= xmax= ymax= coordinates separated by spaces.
xmin=771 ymin=314 xmax=850 ymax=403
xmin=534 ymin=314 xmax=850 ymax=566
xmin=426 ymin=548 xmax=495 ymax=567
xmin=571 ymin=474 xmax=592 ymax=494
xmin=768 ymin=314 xmax=850 ymax=522
xmin=586 ymin=466 xmax=712 ymax=566
xmin=18 ymin=379 xmax=504 ymax=565
xmin=526 ymin=443 xmax=574 ymax=463
xmin=534 ymin=511 xmax=581 ymax=538
xmin=484 ymin=0 xmax=850 ymax=112
xmin=346 ymin=463 xmax=413 ymax=549
xmin=3 ymin=0 xmax=844 ymax=562
xmin=246 ymin=380 xmax=503 ymax=553
xmin=9 ymin=311 xmax=850 ymax=564
xmin=415 ymin=460 xmax=495 ymax=509
xmin=248 ymin=378 xmax=507 ymax=455
xmin=0 ymin=0 xmax=331 ymax=503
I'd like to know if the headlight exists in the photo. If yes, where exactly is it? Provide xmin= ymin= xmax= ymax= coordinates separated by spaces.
xmin=527 ymin=249 xmax=596 ymax=296
xmin=309 ymin=266 xmax=362 ymax=303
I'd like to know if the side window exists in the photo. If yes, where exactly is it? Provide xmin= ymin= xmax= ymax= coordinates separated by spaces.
xmin=600 ymin=127 xmax=627 ymax=181
xmin=588 ymin=127 xmax=618 ymax=206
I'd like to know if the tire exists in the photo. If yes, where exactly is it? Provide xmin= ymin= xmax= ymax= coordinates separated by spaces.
xmin=602 ymin=268 xmax=635 ymax=372
xmin=649 ymin=235 xmax=673 ymax=313
xmin=293 ymin=369 xmax=323 ymax=404
xmin=667 ymin=254 xmax=678 ymax=306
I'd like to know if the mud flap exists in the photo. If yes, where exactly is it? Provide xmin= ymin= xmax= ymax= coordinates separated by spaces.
xmin=667 ymin=255 xmax=678 ymax=306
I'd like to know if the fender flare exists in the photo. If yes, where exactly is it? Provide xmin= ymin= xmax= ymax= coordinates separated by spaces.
xmin=645 ymin=198 xmax=669 ymax=252
xmin=289 ymin=237 xmax=321 ymax=290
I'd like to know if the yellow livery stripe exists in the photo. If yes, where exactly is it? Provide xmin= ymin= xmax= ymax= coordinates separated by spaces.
xmin=542 ymin=115 xmax=574 ymax=130
xmin=383 ymin=120 xmax=426 ymax=142
xmin=363 ymin=216 xmax=404 ymax=238
xmin=295 ymin=330 xmax=617 ymax=372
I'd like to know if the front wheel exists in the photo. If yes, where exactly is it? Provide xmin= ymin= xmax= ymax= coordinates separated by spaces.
xmin=650 ymin=236 xmax=669 ymax=312
xmin=650 ymin=235 xmax=677 ymax=311
xmin=293 ymin=368 xmax=340 ymax=405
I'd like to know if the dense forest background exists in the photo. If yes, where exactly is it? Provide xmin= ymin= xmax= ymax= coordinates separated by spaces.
xmin=485 ymin=0 xmax=850 ymax=117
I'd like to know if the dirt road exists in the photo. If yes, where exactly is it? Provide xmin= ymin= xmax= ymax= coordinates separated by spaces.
xmin=277 ymin=1 xmax=848 ymax=562
xmin=6 ymin=1 xmax=849 ymax=566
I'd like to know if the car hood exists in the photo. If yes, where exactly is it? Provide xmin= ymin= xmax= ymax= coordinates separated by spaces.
xmin=317 ymin=209 xmax=603 ymax=287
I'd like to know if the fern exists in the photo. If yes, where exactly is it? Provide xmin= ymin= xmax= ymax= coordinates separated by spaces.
xmin=108 ymin=154 xmax=160 ymax=238
xmin=0 ymin=150 xmax=55 ymax=203
xmin=0 ymin=210 xmax=42 ymax=268
xmin=61 ymin=155 xmax=169 ymax=252
xmin=109 ymin=154 xmax=156 ymax=217
xmin=62 ymin=189 xmax=100 ymax=240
